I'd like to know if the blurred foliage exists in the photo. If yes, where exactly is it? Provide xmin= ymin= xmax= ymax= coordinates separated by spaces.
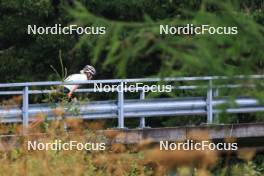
xmin=0 ymin=0 xmax=263 ymax=81
xmin=0 ymin=121 xmax=263 ymax=176
xmin=70 ymin=0 xmax=264 ymax=78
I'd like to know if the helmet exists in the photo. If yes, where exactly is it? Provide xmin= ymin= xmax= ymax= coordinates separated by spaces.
xmin=80 ymin=65 xmax=96 ymax=76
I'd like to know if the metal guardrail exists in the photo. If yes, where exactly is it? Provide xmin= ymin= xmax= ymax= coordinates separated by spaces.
xmin=1 ymin=97 xmax=263 ymax=121
xmin=0 ymin=75 xmax=263 ymax=133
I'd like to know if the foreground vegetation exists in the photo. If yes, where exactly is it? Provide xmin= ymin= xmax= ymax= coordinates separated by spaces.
xmin=0 ymin=119 xmax=263 ymax=176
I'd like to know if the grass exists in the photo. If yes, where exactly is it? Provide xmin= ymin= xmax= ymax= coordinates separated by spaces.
xmin=0 ymin=119 xmax=263 ymax=176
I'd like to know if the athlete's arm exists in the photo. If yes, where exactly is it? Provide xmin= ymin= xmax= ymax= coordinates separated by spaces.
xmin=67 ymin=85 xmax=79 ymax=98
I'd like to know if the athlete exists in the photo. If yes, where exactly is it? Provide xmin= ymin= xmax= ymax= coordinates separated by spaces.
xmin=63 ymin=65 xmax=96 ymax=100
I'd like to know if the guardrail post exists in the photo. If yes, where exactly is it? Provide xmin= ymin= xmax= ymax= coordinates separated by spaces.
xmin=22 ymin=86 xmax=29 ymax=134
xmin=139 ymin=90 xmax=146 ymax=128
xmin=206 ymin=80 xmax=213 ymax=123
xmin=213 ymin=88 xmax=219 ymax=123
xmin=117 ymin=82 xmax=125 ymax=128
